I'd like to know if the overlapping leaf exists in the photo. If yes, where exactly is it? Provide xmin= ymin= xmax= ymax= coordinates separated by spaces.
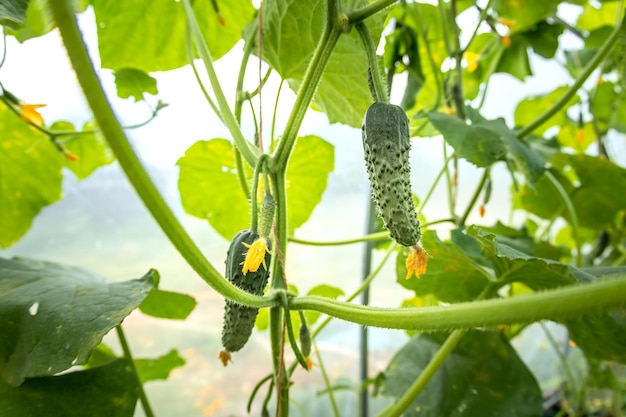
xmin=0 ymin=257 xmax=155 ymax=386
xmin=135 ymin=349 xmax=186 ymax=383
xmin=383 ymin=330 xmax=543 ymax=417
xmin=114 ymin=68 xmax=158 ymax=101
xmin=139 ymin=289 xmax=196 ymax=320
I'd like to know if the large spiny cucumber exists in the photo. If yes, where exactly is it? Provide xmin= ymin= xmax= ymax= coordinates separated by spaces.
xmin=220 ymin=229 xmax=271 ymax=365
xmin=362 ymin=102 xmax=421 ymax=248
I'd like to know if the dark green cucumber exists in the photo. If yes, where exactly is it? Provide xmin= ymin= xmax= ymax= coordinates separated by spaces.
xmin=362 ymin=102 xmax=421 ymax=247
xmin=220 ymin=229 xmax=271 ymax=357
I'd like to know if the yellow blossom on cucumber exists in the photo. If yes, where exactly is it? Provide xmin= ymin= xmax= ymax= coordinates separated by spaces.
xmin=241 ymin=237 xmax=271 ymax=274
xmin=405 ymin=244 xmax=428 ymax=279
xmin=20 ymin=103 xmax=46 ymax=126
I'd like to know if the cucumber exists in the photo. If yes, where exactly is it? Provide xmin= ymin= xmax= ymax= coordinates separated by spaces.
xmin=220 ymin=229 xmax=271 ymax=365
xmin=362 ymin=102 xmax=421 ymax=248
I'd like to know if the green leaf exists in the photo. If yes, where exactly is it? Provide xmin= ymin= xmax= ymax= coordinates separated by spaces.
xmin=134 ymin=349 xmax=186 ymax=383
xmin=0 ymin=359 xmax=138 ymax=417
xmin=565 ymin=312 xmax=626 ymax=364
xmin=556 ymin=121 xmax=595 ymax=153
xmin=114 ymin=68 xmax=158 ymax=101
xmin=564 ymin=48 xmax=598 ymax=79
xmin=6 ymin=0 xmax=88 ymax=41
xmin=139 ymin=289 xmax=197 ymax=320
xmin=428 ymin=111 xmax=544 ymax=182
xmin=93 ymin=0 xmax=254 ymax=72
xmin=304 ymin=284 xmax=344 ymax=326
xmin=52 ymin=120 xmax=115 ymax=180
xmin=577 ymin=2 xmax=622 ymax=32
xmin=286 ymin=135 xmax=334 ymax=232
xmin=514 ymin=86 xmax=579 ymax=135
xmin=0 ymin=257 xmax=155 ymax=386
xmin=258 ymin=0 xmax=386 ymax=127
xmin=0 ymin=101 xmax=63 ymax=248
xmin=383 ymin=330 xmax=543 ymax=417
xmin=0 ymin=0 xmax=28 ymax=29
xmin=396 ymin=230 xmax=491 ymax=303
xmin=493 ymin=0 xmax=559 ymax=33
xmin=177 ymin=139 xmax=250 ymax=241
xmin=518 ymin=21 xmax=563 ymax=59
xmin=496 ymin=37 xmax=532 ymax=80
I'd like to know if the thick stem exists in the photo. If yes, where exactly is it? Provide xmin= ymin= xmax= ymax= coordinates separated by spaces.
xmin=347 ymin=0 xmax=399 ymax=23
xmin=49 ymin=0 xmax=272 ymax=308
xmin=290 ymin=275 xmax=626 ymax=331
xmin=116 ymin=326 xmax=155 ymax=417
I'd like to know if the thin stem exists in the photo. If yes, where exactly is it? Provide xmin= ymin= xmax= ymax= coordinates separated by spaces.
xmin=545 ymin=171 xmax=582 ymax=267
xmin=417 ymin=152 xmax=457 ymax=213
xmin=185 ymin=25 xmax=221 ymax=120
xmin=356 ymin=21 xmax=387 ymax=102
xmin=443 ymin=143 xmax=456 ymax=217
xmin=458 ymin=167 xmax=490 ymax=226
xmin=290 ymin=275 xmax=626 ymax=331
xmin=182 ymin=0 xmax=258 ymax=166
xmin=49 ymin=0 xmax=272 ymax=309
xmin=315 ymin=341 xmax=341 ymax=417
xmin=347 ymin=0 xmax=399 ymax=24
xmin=376 ymin=329 xmax=467 ymax=417
xmin=517 ymin=18 xmax=623 ymax=139
xmin=270 ymin=79 xmax=284 ymax=152
xmin=116 ymin=326 xmax=155 ymax=417
xmin=234 ymin=20 xmax=256 ymax=123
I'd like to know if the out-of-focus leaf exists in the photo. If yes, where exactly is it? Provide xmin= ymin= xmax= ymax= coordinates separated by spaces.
xmin=93 ymin=0 xmax=254 ymax=72
xmin=556 ymin=122 xmax=595 ymax=153
xmin=286 ymin=135 xmax=334 ymax=232
xmin=514 ymin=86 xmax=578 ymax=135
xmin=496 ymin=37 xmax=532 ymax=80
xmin=396 ymin=230 xmax=491 ymax=303
xmin=0 ymin=257 xmax=155 ymax=386
xmin=139 ymin=289 xmax=196 ymax=320
xmin=304 ymin=284 xmax=344 ymax=326
xmin=566 ymin=310 xmax=626 ymax=364
xmin=6 ymin=0 xmax=88 ymax=41
xmin=383 ymin=330 xmax=543 ymax=417
xmin=0 ymin=359 xmax=138 ymax=417
xmin=429 ymin=111 xmax=544 ymax=182
xmin=114 ymin=68 xmax=158 ymax=101
xmin=177 ymin=139 xmax=250 ymax=240
xmin=0 ymin=0 xmax=27 ymax=29
xmin=0 ymin=101 xmax=63 ymax=248
xmin=564 ymin=48 xmax=598 ymax=79
xmin=134 ymin=349 xmax=186 ymax=383
xmin=577 ymin=2 xmax=621 ymax=32
xmin=257 ymin=0 xmax=386 ymax=127
xmin=518 ymin=21 xmax=563 ymax=58
xmin=52 ymin=120 xmax=115 ymax=180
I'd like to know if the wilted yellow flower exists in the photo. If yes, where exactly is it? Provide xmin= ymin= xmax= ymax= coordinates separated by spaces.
xmin=241 ymin=237 xmax=271 ymax=275
xmin=497 ymin=18 xmax=516 ymax=29
xmin=463 ymin=51 xmax=480 ymax=73
xmin=20 ymin=103 xmax=46 ymax=126
xmin=500 ymin=35 xmax=512 ymax=47
xmin=405 ymin=244 xmax=428 ymax=279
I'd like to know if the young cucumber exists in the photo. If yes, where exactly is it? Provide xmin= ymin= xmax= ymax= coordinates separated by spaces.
xmin=220 ymin=229 xmax=271 ymax=365
xmin=362 ymin=102 xmax=421 ymax=248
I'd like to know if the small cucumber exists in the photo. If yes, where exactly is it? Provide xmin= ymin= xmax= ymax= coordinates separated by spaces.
xmin=362 ymin=102 xmax=421 ymax=247
xmin=220 ymin=229 xmax=271 ymax=365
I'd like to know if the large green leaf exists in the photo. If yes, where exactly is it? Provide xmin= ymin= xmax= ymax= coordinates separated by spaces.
xmin=514 ymin=86 xmax=578 ymax=135
xmin=0 ymin=359 xmax=138 ymax=417
xmin=0 ymin=0 xmax=28 ymax=29
xmin=52 ymin=120 xmax=115 ymax=180
xmin=258 ymin=0 xmax=386 ymax=127
xmin=577 ymin=2 xmax=622 ymax=32
xmin=6 ymin=0 xmax=88 ymax=41
xmin=177 ymin=139 xmax=250 ymax=240
xmin=428 ymin=111 xmax=544 ymax=182
xmin=134 ymin=349 xmax=186 ymax=383
xmin=139 ymin=289 xmax=196 ymax=320
xmin=493 ymin=0 xmax=559 ymax=33
xmin=285 ymin=135 xmax=334 ymax=232
xmin=92 ymin=0 xmax=254 ymax=72
xmin=565 ymin=312 xmax=626 ymax=364
xmin=496 ymin=37 xmax=532 ymax=80
xmin=178 ymin=136 xmax=333 ymax=240
xmin=515 ymin=154 xmax=626 ymax=230
xmin=396 ymin=230 xmax=491 ymax=303
xmin=518 ymin=21 xmax=563 ymax=59
xmin=0 ymin=257 xmax=155 ymax=386
xmin=0 ymin=101 xmax=63 ymax=248
xmin=383 ymin=330 xmax=543 ymax=417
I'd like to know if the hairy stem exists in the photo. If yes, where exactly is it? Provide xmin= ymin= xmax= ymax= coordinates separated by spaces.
xmin=356 ymin=21 xmax=387 ymax=102
xmin=49 ymin=0 xmax=272 ymax=308
xmin=347 ymin=0 xmax=399 ymax=24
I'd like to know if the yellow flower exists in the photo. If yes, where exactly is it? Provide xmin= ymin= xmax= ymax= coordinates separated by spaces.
xmin=241 ymin=237 xmax=271 ymax=275
xmin=405 ymin=244 xmax=428 ymax=279
xmin=20 ymin=103 xmax=46 ymax=126
xmin=497 ymin=18 xmax=516 ymax=29
xmin=500 ymin=35 xmax=512 ymax=48
xmin=463 ymin=52 xmax=480 ymax=73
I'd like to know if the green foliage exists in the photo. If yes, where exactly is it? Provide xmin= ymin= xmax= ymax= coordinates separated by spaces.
xmin=0 ymin=359 xmax=139 ymax=417
xmin=5 ymin=0 xmax=88 ymax=42
xmin=0 ymin=0 xmax=29 ymax=29
xmin=114 ymin=68 xmax=158 ymax=101
xmin=135 ymin=350 xmax=186 ymax=384
xmin=383 ymin=330 xmax=543 ymax=417
xmin=0 ymin=257 xmax=155 ymax=386
xmin=138 ymin=289 xmax=197 ymax=320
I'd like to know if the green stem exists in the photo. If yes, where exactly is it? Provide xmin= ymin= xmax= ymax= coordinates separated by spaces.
xmin=289 ymin=275 xmax=626 ymax=331
xmin=315 ymin=341 xmax=341 ymax=417
xmin=49 ymin=0 xmax=272 ymax=309
xmin=280 ymin=292 xmax=309 ymax=369
xmin=274 ymin=9 xmax=342 ymax=169
xmin=443 ymin=143 xmax=456 ymax=217
xmin=356 ymin=21 xmax=387 ymax=102
xmin=545 ymin=171 xmax=582 ymax=267
xmin=458 ymin=167 xmax=490 ymax=226
xmin=517 ymin=18 xmax=623 ymax=139
xmin=182 ymin=0 xmax=258 ymax=166
xmin=234 ymin=22 xmax=257 ymax=123
xmin=116 ymin=326 xmax=155 ymax=417
xmin=347 ymin=0 xmax=399 ymax=24
xmin=250 ymin=155 xmax=269 ymax=232
xmin=185 ymin=25 xmax=221 ymax=120
xmin=376 ymin=329 xmax=467 ymax=417
xmin=418 ymin=152 xmax=456 ymax=213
